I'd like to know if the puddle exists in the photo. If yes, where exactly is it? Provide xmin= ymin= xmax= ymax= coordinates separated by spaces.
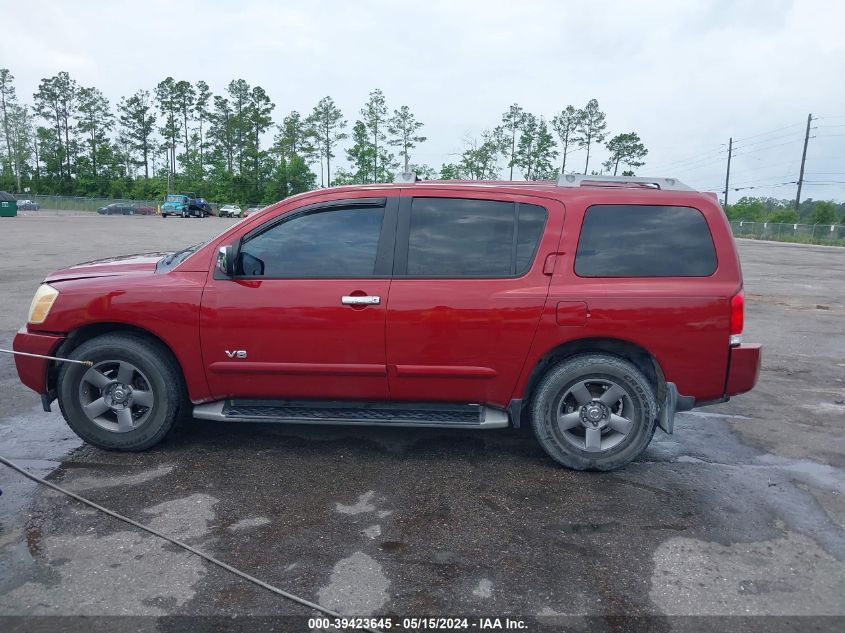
xmin=335 ymin=491 xmax=376 ymax=515
xmin=651 ymin=531 xmax=844 ymax=615
xmin=317 ymin=551 xmax=389 ymax=615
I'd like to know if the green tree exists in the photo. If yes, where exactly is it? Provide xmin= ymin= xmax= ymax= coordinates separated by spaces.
xmin=77 ymin=86 xmax=113 ymax=182
xmin=118 ymin=90 xmax=156 ymax=179
xmin=5 ymin=103 xmax=34 ymax=191
xmin=361 ymin=89 xmax=390 ymax=182
xmin=439 ymin=162 xmax=462 ymax=179
xmin=574 ymin=98 xmax=607 ymax=174
xmin=408 ymin=163 xmax=436 ymax=180
xmin=155 ymin=77 xmax=180 ymax=175
xmin=274 ymin=110 xmax=316 ymax=160
xmin=726 ymin=197 xmax=765 ymax=221
xmin=346 ymin=120 xmax=376 ymax=184
xmin=34 ymin=71 xmax=78 ymax=182
xmin=810 ymin=200 xmax=837 ymax=224
xmin=0 ymin=68 xmax=19 ymax=189
xmin=514 ymin=114 xmax=558 ymax=180
xmin=501 ymin=103 xmax=525 ymax=180
xmin=552 ymin=105 xmax=579 ymax=174
xmin=602 ymin=132 xmax=648 ymax=176
xmin=243 ymin=85 xmax=275 ymax=198
xmin=307 ymin=96 xmax=347 ymax=187
xmin=768 ymin=208 xmax=799 ymax=223
xmin=194 ymin=80 xmax=212 ymax=176
xmin=209 ymin=95 xmax=235 ymax=173
xmin=227 ymin=79 xmax=251 ymax=174
xmin=174 ymin=80 xmax=195 ymax=168
xmin=459 ymin=129 xmax=504 ymax=180
xmin=286 ymin=154 xmax=316 ymax=195
xmin=388 ymin=105 xmax=426 ymax=173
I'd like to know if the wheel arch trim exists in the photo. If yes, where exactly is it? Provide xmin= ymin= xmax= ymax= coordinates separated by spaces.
xmin=512 ymin=336 xmax=666 ymax=425
xmin=49 ymin=321 xmax=208 ymax=403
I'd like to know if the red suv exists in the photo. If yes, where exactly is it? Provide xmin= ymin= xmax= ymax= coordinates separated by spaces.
xmin=13 ymin=174 xmax=761 ymax=470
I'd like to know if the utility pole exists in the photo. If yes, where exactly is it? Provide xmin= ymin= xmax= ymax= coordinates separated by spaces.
xmin=723 ymin=137 xmax=733 ymax=207
xmin=795 ymin=113 xmax=812 ymax=211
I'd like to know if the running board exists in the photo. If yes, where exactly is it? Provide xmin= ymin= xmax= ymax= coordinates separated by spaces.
xmin=192 ymin=399 xmax=510 ymax=429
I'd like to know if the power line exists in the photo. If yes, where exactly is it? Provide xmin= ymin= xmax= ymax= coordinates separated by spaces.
xmin=733 ymin=121 xmax=806 ymax=143
xmin=732 ymin=137 xmax=808 ymax=157
xmin=731 ymin=130 xmax=809 ymax=151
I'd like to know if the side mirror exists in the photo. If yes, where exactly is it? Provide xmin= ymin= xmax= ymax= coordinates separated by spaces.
xmin=217 ymin=245 xmax=235 ymax=276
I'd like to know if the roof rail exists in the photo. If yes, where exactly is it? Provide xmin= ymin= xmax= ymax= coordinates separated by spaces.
xmin=556 ymin=173 xmax=694 ymax=191
xmin=395 ymin=172 xmax=419 ymax=183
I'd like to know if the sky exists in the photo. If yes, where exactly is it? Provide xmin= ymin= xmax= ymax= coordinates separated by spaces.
xmin=2 ymin=0 xmax=843 ymax=201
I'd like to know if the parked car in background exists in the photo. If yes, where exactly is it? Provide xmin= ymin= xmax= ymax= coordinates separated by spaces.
xmin=219 ymin=204 xmax=242 ymax=218
xmin=97 ymin=203 xmax=152 ymax=215
xmin=244 ymin=207 xmax=263 ymax=217
xmin=18 ymin=199 xmax=40 ymax=211
xmin=12 ymin=173 xmax=761 ymax=470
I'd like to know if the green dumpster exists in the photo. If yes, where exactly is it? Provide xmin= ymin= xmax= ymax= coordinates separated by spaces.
xmin=0 ymin=191 xmax=17 ymax=217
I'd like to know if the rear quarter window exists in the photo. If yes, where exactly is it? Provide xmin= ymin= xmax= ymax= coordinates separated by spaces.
xmin=575 ymin=204 xmax=717 ymax=277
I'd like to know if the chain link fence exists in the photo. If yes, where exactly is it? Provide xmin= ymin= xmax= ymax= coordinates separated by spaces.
xmin=12 ymin=194 xmax=268 ymax=216
xmin=10 ymin=194 xmax=845 ymax=245
xmin=14 ymin=195 xmax=163 ymax=215
xmin=730 ymin=221 xmax=845 ymax=246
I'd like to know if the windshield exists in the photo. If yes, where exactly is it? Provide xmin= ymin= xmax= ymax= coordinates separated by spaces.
xmin=166 ymin=195 xmax=183 ymax=202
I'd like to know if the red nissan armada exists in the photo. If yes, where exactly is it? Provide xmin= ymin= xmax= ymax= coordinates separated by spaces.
xmin=13 ymin=174 xmax=761 ymax=470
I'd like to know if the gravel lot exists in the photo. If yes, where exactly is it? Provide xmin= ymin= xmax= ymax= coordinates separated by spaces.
xmin=0 ymin=215 xmax=843 ymax=630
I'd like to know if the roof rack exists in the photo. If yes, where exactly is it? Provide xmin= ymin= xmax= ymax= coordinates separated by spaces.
xmin=556 ymin=174 xmax=694 ymax=191
xmin=395 ymin=172 xmax=419 ymax=183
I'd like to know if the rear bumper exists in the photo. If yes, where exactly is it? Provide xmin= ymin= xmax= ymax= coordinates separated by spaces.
xmin=725 ymin=343 xmax=762 ymax=396
xmin=12 ymin=327 xmax=65 ymax=395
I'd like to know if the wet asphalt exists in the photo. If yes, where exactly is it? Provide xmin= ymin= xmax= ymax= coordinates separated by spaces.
xmin=0 ymin=214 xmax=843 ymax=630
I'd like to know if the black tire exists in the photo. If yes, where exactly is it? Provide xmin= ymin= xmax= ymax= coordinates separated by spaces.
xmin=530 ymin=354 xmax=658 ymax=471
xmin=181 ymin=209 xmax=188 ymax=218
xmin=57 ymin=333 xmax=188 ymax=451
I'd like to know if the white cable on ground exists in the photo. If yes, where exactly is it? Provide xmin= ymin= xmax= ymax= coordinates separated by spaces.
xmin=0 ymin=454 xmax=376 ymax=628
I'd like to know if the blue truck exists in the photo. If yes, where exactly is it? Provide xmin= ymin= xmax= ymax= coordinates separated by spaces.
xmin=160 ymin=193 xmax=213 ymax=218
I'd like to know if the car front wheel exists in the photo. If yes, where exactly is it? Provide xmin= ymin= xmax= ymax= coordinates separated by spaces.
xmin=531 ymin=354 xmax=658 ymax=471
xmin=57 ymin=333 xmax=187 ymax=451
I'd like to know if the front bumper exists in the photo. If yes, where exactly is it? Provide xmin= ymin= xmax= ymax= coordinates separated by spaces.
xmin=726 ymin=343 xmax=762 ymax=396
xmin=12 ymin=327 xmax=65 ymax=395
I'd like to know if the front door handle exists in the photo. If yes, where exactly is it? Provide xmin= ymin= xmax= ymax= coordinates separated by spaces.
xmin=341 ymin=295 xmax=381 ymax=305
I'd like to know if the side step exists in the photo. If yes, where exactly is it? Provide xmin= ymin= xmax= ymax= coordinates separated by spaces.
xmin=192 ymin=399 xmax=510 ymax=429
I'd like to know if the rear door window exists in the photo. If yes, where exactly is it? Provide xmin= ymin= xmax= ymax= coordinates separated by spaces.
xmin=575 ymin=205 xmax=717 ymax=277
xmin=403 ymin=198 xmax=547 ymax=277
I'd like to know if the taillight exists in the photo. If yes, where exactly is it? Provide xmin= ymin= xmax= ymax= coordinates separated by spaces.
xmin=730 ymin=290 xmax=744 ymax=346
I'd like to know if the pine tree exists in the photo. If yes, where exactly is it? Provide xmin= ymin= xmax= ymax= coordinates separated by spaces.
xmin=77 ymin=86 xmax=113 ymax=181
xmin=602 ymin=132 xmax=648 ymax=175
xmin=552 ymin=105 xmax=579 ymax=174
xmin=118 ymin=90 xmax=155 ymax=179
xmin=388 ymin=105 xmax=426 ymax=174
xmin=306 ymin=96 xmax=347 ymax=187
xmin=361 ymin=89 xmax=389 ymax=182
xmin=574 ymin=99 xmax=607 ymax=174
xmin=501 ymin=104 xmax=525 ymax=180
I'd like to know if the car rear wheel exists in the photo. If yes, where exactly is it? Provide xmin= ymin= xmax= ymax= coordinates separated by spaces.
xmin=530 ymin=354 xmax=657 ymax=471
xmin=57 ymin=333 xmax=188 ymax=451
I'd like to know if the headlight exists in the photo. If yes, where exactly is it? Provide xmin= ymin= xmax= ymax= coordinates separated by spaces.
xmin=28 ymin=284 xmax=59 ymax=324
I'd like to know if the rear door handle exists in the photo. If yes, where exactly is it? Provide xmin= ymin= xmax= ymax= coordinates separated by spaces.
xmin=341 ymin=295 xmax=381 ymax=305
